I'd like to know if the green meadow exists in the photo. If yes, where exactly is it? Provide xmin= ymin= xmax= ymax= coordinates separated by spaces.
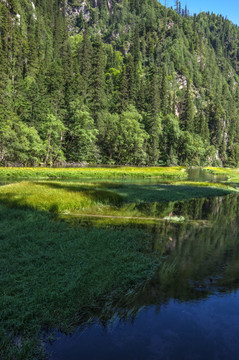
xmin=0 ymin=180 xmax=235 ymax=219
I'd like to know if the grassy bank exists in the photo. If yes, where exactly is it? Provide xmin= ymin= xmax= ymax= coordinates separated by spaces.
xmin=205 ymin=167 xmax=239 ymax=183
xmin=0 ymin=205 xmax=160 ymax=360
xmin=0 ymin=166 xmax=187 ymax=180
xmin=0 ymin=181 xmax=235 ymax=220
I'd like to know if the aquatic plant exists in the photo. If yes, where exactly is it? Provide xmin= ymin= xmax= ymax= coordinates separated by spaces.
xmin=163 ymin=215 xmax=186 ymax=222
xmin=0 ymin=177 xmax=236 ymax=359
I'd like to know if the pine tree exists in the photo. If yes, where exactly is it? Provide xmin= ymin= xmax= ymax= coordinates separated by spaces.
xmin=119 ymin=65 xmax=128 ymax=112
xmin=90 ymin=35 xmax=107 ymax=118
xmin=181 ymin=79 xmax=195 ymax=132
xmin=80 ymin=26 xmax=92 ymax=102
xmin=126 ymin=54 xmax=137 ymax=104
xmin=148 ymin=69 xmax=161 ymax=164
xmin=160 ymin=64 xmax=168 ymax=115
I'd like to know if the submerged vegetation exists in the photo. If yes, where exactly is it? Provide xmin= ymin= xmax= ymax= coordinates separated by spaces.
xmin=0 ymin=174 xmax=237 ymax=359
xmin=0 ymin=178 xmax=237 ymax=359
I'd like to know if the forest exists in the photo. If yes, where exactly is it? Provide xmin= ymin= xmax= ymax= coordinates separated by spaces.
xmin=1 ymin=0 xmax=239 ymax=166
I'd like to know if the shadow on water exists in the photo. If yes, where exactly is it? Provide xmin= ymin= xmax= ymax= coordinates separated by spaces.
xmin=31 ymin=180 xmax=233 ymax=211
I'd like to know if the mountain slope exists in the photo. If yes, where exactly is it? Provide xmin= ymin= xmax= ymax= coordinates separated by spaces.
xmin=1 ymin=0 xmax=239 ymax=166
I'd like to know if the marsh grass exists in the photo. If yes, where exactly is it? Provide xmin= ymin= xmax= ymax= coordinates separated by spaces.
xmin=0 ymin=205 xmax=160 ymax=360
xmin=205 ymin=167 xmax=239 ymax=183
xmin=0 ymin=166 xmax=187 ymax=180
xmin=0 ymin=181 xmax=234 ymax=221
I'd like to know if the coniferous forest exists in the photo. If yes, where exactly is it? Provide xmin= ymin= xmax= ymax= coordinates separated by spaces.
xmin=1 ymin=0 xmax=239 ymax=166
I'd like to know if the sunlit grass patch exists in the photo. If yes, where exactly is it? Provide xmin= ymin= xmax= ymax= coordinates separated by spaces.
xmin=0 ymin=181 xmax=123 ymax=214
xmin=0 ymin=166 xmax=187 ymax=179
xmin=205 ymin=167 xmax=239 ymax=183
xmin=0 ymin=181 xmax=235 ymax=221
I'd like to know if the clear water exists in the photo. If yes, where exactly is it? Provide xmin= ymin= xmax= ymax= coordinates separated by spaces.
xmin=47 ymin=187 xmax=239 ymax=360
xmin=48 ymin=293 xmax=239 ymax=360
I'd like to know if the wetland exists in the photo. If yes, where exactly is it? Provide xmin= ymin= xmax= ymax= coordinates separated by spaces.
xmin=1 ymin=167 xmax=239 ymax=360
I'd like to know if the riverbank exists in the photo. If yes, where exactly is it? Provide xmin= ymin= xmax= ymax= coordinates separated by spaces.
xmin=205 ymin=167 xmax=239 ymax=183
xmin=0 ymin=166 xmax=187 ymax=179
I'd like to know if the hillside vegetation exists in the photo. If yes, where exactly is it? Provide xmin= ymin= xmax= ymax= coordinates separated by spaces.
xmin=1 ymin=0 xmax=239 ymax=166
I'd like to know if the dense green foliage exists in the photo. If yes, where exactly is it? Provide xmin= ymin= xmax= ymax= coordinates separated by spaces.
xmin=1 ymin=0 xmax=239 ymax=166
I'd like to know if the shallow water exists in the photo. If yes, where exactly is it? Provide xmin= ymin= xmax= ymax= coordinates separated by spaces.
xmin=47 ymin=188 xmax=239 ymax=360
xmin=187 ymin=167 xmax=228 ymax=182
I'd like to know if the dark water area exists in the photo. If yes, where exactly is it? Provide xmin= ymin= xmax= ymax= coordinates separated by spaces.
xmin=48 ymin=293 xmax=239 ymax=360
xmin=47 ymin=191 xmax=239 ymax=360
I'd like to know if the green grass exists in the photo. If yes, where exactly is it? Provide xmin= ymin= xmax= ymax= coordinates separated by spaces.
xmin=0 ymin=181 xmax=234 ymax=224
xmin=0 ymin=205 xmax=160 ymax=360
xmin=0 ymin=166 xmax=187 ymax=179
xmin=205 ymin=167 xmax=239 ymax=183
